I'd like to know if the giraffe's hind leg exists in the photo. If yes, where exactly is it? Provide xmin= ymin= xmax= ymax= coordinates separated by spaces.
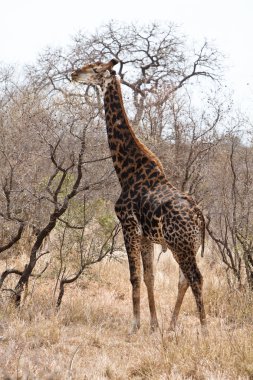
xmin=189 ymin=267 xmax=208 ymax=335
xmin=172 ymin=250 xmax=207 ymax=333
xmin=169 ymin=268 xmax=189 ymax=330
xmin=141 ymin=238 xmax=158 ymax=331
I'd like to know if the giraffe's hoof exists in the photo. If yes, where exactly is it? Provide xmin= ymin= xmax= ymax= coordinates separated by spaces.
xmin=168 ymin=320 xmax=176 ymax=332
xmin=129 ymin=320 xmax=140 ymax=335
xmin=201 ymin=323 xmax=209 ymax=337
xmin=150 ymin=321 xmax=159 ymax=333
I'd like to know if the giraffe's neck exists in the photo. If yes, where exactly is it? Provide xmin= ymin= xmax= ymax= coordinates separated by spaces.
xmin=103 ymin=75 xmax=164 ymax=188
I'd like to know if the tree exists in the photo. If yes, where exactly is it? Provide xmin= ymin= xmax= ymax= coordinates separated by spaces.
xmin=0 ymin=70 xmax=119 ymax=305
xmin=206 ymin=126 xmax=253 ymax=288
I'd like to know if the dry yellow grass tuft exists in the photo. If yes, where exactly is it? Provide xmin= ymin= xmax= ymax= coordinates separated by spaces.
xmin=0 ymin=247 xmax=253 ymax=379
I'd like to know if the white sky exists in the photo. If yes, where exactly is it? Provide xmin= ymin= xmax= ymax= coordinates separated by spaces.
xmin=1 ymin=0 xmax=253 ymax=117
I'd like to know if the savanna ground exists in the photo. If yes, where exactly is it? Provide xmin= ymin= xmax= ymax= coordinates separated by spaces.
xmin=0 ymin=245 xmax=253 ymax=380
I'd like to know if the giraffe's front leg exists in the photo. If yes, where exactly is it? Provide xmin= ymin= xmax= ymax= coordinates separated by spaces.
xmin=141 ymin=238 xmax=159 ymax=332
xmin=123 ymin=225 xmax=142 ymax=334
xmin=128 ymin=249 xmax=141 ymax=333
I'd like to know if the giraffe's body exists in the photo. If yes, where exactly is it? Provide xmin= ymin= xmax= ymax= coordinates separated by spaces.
xmin=71 ymin=59 xmax=207 ymax=333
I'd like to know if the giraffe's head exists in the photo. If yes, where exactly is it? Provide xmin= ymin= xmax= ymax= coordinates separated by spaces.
xmin=71 ymin=59 xmax=119 ymax=86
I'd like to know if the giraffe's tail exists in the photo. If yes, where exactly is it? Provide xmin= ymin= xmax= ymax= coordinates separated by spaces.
xmin=200 ymin=212 xmax=205 ymax=258
xmin=195 ymin=206 xmax=205 ymax=257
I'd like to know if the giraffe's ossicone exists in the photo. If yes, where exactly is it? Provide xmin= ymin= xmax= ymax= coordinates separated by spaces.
xmin=71 ymin=59 xmax=207 ymax=334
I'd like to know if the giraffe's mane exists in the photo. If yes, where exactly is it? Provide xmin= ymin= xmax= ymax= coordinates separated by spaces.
xmin=114 ymin=76 xmax=165 ymax=175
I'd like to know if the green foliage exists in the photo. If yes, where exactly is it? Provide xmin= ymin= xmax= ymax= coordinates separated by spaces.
xmin=94 ymin=199 xmax=116 ymax=235
xmin=53 ymin=196 xmax=117 ymax=271
xmin=98 ymin=214 xmax=115 ymax=235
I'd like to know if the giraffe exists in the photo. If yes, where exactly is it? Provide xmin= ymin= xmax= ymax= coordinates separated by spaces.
xmin=71 ymin=59 xmax=207 ymax=334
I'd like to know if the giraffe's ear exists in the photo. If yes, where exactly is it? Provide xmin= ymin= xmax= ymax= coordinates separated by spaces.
xmin=110 ymin=58 xmax=119 ymax=67
xmin=103 ymin=59 xmax=119 ymax=72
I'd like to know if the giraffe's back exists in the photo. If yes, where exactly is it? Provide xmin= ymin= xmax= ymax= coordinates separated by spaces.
xmin=132 ymin=180 xmax=203 ymax=254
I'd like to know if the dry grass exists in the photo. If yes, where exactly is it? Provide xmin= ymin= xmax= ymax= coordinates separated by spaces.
xmin=0 ymin=247 xmax=253 ymax=379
